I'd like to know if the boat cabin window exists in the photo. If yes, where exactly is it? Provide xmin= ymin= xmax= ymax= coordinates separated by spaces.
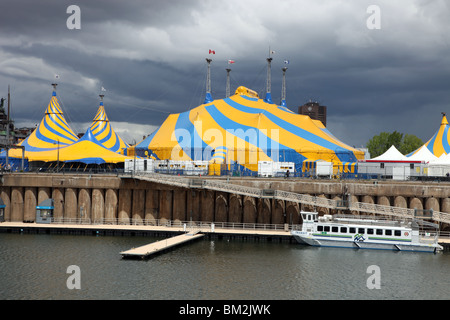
xmin=394 ymin=230 xmax=401 ymax=237
xmin=340 ymin=227 xmax=347 ymax=233
xmin=367 ymin=228 xmax=374 ymax=235
xmin=317 ymin=225 xmax=323 ymax=232
xmin=358 ymin=228 xmax=365 ymax=234
xmin=332 ymin=226 xmax=339 ymax=232
xmin=385 ymin=230 xmax=392 ymax=236
xmin=349 ymin=227 xmax=356 ymax=233
xmin=324 ymin=226 xmax=330 ymax=232
xmin=376 ymin=229 xmax=383 ymax=235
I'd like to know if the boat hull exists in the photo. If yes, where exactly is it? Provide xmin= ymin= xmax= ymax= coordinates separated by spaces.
xmin=292 ymin=232 xmax=441 ymax=253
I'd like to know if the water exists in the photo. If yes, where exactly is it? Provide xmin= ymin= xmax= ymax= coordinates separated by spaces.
xmin=1 ymin=232 xmax=449 ymax=300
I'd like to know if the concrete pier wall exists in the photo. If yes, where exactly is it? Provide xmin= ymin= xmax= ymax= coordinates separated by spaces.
xmin=1 ymin=173 xmax=450 ymax=231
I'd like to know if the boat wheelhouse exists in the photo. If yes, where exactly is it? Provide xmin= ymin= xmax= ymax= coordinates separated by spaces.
xmin=291 ymin=211 xmax=443 ymax=253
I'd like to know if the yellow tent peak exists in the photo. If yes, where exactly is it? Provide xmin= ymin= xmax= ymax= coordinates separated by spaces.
xmin=235 ymin=86 xmax=259 ymax=99
xmin=441 ymin=113 xmax=448 ymax=126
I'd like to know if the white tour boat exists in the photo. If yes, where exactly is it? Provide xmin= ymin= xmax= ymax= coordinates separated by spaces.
xmin=291 ymin=211 xmax=443 ymax=253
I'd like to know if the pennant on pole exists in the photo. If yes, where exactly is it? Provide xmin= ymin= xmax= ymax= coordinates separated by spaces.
xmin=228 ymin=60 xmax=235 ymax=64
xmin=209 ymin=49 xmax=215 ymax=54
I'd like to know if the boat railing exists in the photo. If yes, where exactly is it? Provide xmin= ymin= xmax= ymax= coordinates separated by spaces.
xmin=419 ymin=232 xmax=439 ymax=244
xmin=331 ymin=214 xmax=407 ymax=227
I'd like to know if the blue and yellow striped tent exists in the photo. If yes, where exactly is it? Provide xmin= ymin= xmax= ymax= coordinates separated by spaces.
xmin=19 ymin=89 xmax=79 ymax=152
xmin=24 ymin=128 xmax=133 ymax=164
xmin=5 ymin=88 xmax=132 ymax=166
xmin=135 ymin=86 xmax=364 ymax=173
xmin=89 ymin=99 xmax=129 ymax=154
xmin=410 ymin=113 xmax=450 ymax=157
xmin=4 ymin=88 xmax=79 ymax=163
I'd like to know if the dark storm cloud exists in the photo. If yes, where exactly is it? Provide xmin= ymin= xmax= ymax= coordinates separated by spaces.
xmin=1 ymin=0 xmax=450 ymax=146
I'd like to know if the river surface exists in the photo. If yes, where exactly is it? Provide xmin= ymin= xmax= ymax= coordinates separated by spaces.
xmin=0 ymin=232 xmax=449 ymax=300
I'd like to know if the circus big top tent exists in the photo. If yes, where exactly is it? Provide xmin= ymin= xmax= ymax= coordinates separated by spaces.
xmin=2 ymin=85 xmax=132 ymax=169
xmin=408 ymin=113 xmax=450 ymax=158
xmin=135 ymin=86 xmax=364 ymax=174
xmin=89 ymin=95 xmax=129 ymax=154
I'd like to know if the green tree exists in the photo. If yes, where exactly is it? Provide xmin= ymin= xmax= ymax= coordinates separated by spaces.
xmin=366 ymin=131 xmax=423 ymax=158
xmin=398 ymin=134 xmax=424 ymax=155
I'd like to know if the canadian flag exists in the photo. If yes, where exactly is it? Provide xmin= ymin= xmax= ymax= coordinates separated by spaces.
xmin=209 ymin=49 xmax=215 ymax=54
xmin=228 ymin=60 xmax=235 ymax=64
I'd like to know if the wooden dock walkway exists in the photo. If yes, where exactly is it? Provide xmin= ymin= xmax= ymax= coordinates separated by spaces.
xmin=120 ymin=231 xmax=205 ymax=259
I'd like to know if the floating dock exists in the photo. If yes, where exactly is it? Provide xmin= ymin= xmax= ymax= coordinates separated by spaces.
xmin=120 ymin=231 xmax=205 ymax=259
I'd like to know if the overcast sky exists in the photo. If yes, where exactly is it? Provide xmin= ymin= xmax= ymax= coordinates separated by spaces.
xmin=1 ymin=0 xmax=449 ymax=148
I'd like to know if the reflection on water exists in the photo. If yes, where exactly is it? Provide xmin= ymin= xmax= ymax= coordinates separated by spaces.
xmin=0 ymin=233 xmax=449 ymax=300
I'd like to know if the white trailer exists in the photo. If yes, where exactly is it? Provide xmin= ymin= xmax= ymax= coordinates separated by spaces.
xmin=124 ymin=159 xmax=154 ymax=173
xmin=315 ymin=160 xmax=333 ymax=178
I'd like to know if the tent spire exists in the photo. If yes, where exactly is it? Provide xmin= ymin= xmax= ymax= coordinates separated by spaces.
xmin=99 ymin=93 xmax=104 ymax=106
xmin=226 ymin=68 xmax=231 ymax=98
xmin=51 ymin=83 xmax=58 ymax=96
xmin=281 ymin=66 xmax=287 ymax=107
xmin=264 ymin=57 xmax=273 ymax=104
xmin=204 ymin=58 xmax=213 ymax=104
xmin=441 ymin=112 xmax=448 ymax=126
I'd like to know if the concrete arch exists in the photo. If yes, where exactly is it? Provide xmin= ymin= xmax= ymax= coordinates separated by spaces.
xmin=257 ymin=198 xmax=271 ymax=224
xmin=118 ymin=188 xmax=132 ymax=224
xmin=349 ymin=195 xmax=359 ymax=215
xmin=377 ymin=196 xmax=390 ymax=207
xmin=425 ymin=197 xmax=439 ymax=213
xmin=24 ymin=187 xmax=37 ymax=222
xmin=317 ymin=194 xmax=329 ymax=216
xmin=394 ymin=196 xmax=407 ymax=209
xmin=105 ymin=189 xmax=118 ymax=223
xmin=64 ymin=188 xmax=77 ymax=220
xmin=441 ymin=198 xmax=450 ymax=213
xmin=1 ymin=187 xmax=11 ymax=221
xmin=409 ymin=197 xmax=423 ymax=211
xmin=78 ymin=188 xmax=91 ymax=221
xmin=91 ymin=189 xmax=105 ymax=224
xmin=286 ymin=201 xmax=300 ymax=224
xmin=52 ymin=188 xmax=64 ymax=221
xmin=200 ymin=190 xmax=214 ymax=222
xmin=38 ymin=187 xmax=51 ymax=205
xmin=229 ymin=194 xmax=242 ymax=223
xmin=145 ymin=189 xmax=159 ymax=225
xmin=330 ymin=195 xmax=342 ymax=215
xmin=243 ymin=196 xmax=257 ymax=224
xmin=11 ymin=187 xmax=23 ymax=222
xmin=302 ymin=194 xmax=315 ymax=212
xmin=173 ymin=190 xmax=186 ymax=224
xmin=215 ymin=193 xmax=228 ymax=223
xmin=132 ymin=189 xmax=145 ymax=225
xmin=272 ymin=199 xmax=285 ymax=225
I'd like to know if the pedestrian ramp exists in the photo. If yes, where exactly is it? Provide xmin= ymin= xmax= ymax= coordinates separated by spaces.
xmin=120 ymin=231 xmax=204 ymax=259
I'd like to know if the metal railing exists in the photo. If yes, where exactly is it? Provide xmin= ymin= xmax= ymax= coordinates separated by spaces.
xmin=43 ymin=217 xmax=290 ymax=232
xmin=128 ymin=172 xmax=450 ymax=225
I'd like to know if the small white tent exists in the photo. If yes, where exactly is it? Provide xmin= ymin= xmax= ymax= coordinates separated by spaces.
xmin=406 ymin=146 xmax=438 ymax=163
xmin=427 ymin=152 xmax=450 ymax=177
xmin=370 ymin=145 xmax=407 ymax=161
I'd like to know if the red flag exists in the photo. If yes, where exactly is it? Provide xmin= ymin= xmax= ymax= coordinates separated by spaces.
xmin=209 ymin=49 xmax=215 ymax=54
xmin=228 ymin=60 xmax=235 ymax=64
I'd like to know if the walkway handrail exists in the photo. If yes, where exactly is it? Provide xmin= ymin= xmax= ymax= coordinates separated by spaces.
xmin=127 ymin=173 xmax=450 ymax=225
